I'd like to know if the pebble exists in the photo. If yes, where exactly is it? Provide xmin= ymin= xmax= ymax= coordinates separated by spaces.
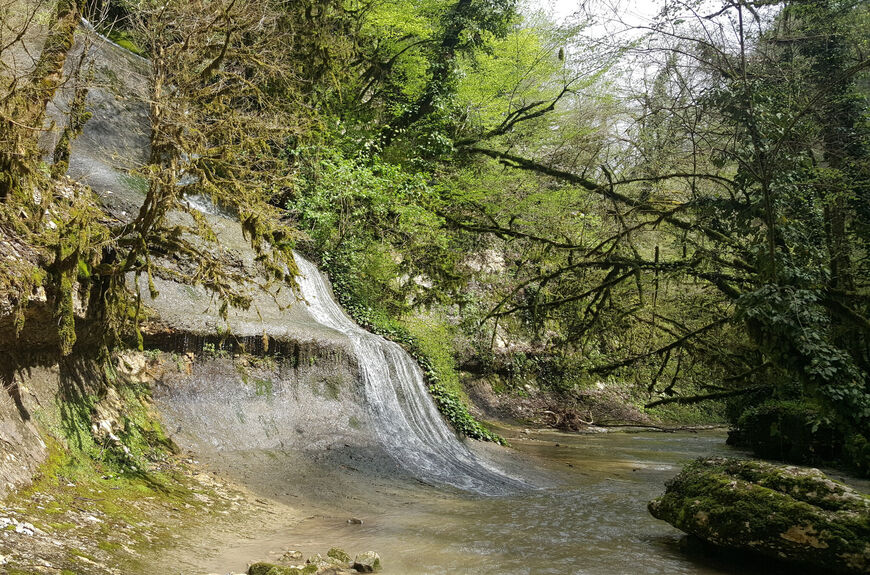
xmin=14 ymin=522 xmax=34 ymax=536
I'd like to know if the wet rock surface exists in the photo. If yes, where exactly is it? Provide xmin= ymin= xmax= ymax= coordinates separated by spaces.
xmin=352 ymin=551 xmax=382 ymax=573
xmin=648 ymin=457 xmax=870 ymax=574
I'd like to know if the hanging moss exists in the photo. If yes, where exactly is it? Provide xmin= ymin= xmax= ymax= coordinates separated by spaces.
xmin=55 ymin=270 xmax=77 ymax=356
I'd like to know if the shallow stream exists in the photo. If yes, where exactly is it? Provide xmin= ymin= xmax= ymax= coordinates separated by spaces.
xmin=189 ymin=428 xmax=852 ymax=575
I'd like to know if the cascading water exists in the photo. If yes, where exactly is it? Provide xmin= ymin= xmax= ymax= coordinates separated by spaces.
xmin=293 ymin=254 xmax=524 ymax=495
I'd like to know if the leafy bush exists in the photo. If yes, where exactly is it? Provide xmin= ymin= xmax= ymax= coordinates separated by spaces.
xmin=732 ymin=399 xmax=840 ymax=466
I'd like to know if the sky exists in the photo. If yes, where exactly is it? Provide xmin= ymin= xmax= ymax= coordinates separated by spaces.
xmin=524 ymin=0 xmax=662 ymax=28
xmin=541 ymin=0 xmax=585 ymax=19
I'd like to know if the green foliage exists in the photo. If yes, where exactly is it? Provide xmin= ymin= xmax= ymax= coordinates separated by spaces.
xmin=291 ymin=145 xmax=460 ymax=314
xmin=202 ymin=342 xmax=229 ymax=359
xmin=844 ymin=433 xmax=870 ymax=477
xmin=4 ymin=0 xmax=868 ymax=477
xmin=740 ymin=286 xmax=870 ymax=425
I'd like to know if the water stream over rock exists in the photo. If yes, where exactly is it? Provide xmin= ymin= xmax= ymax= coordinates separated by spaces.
xmin=293 ymin=254 xmax=524 ymax=495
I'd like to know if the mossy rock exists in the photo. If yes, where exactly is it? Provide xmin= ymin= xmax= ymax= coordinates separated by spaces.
xmin=327 ymin=547 xmax=351 ymax=563
xmin=306 ymin=553 xmax=346 ymax=569
xmin=648 ymin=457 xmax=870 ymax=574
xmin=248 ymin=562 xmax=317 ymax=575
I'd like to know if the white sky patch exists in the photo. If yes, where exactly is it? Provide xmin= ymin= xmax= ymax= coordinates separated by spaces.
xmin=535 ymin=0 xmax=583 ymax=19
xmin=523 ymin=0 xmax=662 ymax=30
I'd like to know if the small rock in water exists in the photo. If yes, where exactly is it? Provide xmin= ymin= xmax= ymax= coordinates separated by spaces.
xmin=280 ymin=550 xmax=303 ymax=562
xmin=307 ymin=553 xmax=341 ymax=569
xmin=352 ymin=551 xmax=381 ymax=573
xmin=347 ymin=517 xmax=363 ymax=524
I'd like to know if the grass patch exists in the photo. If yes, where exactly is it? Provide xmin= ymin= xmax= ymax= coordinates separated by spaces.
xmin=106 ymin=29 xmax=146 ymax=57
xmin=119 ymin=173 xmax=149 ymax=195
xmin=647 ymin=399 xmax=727 ymax=426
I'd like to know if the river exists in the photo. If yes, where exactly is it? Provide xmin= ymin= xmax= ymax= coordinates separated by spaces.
xmin=185 ymin=427 xmax=843 ymax=575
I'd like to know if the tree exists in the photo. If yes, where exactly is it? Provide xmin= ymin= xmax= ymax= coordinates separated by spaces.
xmin=1 ymin=0 xmax=339 ymax=354
xmin=0 ymin=0 xmax=81 ymax=204
xmin=425 ymin=0 xmax=870 ymax=469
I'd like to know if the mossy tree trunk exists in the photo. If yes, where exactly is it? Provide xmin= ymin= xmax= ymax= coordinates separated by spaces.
xmin=0 ymin=0 xmax=81 ymax=205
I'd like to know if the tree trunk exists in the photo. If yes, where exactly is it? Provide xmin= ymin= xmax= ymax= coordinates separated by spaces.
xmin=0 ymin=0 xmax=81 ymax=202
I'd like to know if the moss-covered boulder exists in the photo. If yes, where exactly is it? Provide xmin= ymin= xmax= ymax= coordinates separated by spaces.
xmin=327 ymin=547 xmax=351 ymax=563
xmin=248 ymin=562 xmax=317 ymax=575
xmin=648 ymin=457 xmax=870 ymax=574
xmin=306 ymin=553 xmax=347 ymax=570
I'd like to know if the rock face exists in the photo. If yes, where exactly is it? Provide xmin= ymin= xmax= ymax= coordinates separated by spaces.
xmin=648 ymin=457 xmax=870 ymax=574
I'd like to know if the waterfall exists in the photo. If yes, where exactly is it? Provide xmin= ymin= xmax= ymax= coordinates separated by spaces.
xmin=294 ymin=254 xmax=524 ymax=495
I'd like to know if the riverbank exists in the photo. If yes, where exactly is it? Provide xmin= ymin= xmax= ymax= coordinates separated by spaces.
xmin=0 ymin=449 xmax=305 ymax=574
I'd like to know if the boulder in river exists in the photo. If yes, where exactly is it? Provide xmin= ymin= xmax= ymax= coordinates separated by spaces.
xmin=352 ymin=551 xmax=382 ymax=573
xmin=307 ymin=553 xmax=347 ymax=570
xmin=648 ymin=457 xmax=870 ymax=574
